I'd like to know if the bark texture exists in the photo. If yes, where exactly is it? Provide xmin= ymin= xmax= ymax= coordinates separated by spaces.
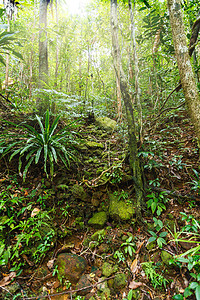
xmin=39 ymin=0 xmax=48 ymax=87
xmin=167 ymin=0 xmax=200 ymax=144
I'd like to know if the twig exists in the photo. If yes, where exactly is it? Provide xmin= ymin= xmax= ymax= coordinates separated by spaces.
xmin=0 ymin=286 xmax=14 ymax=296
xmin=21 ymin=275 xmax=116 ymax=299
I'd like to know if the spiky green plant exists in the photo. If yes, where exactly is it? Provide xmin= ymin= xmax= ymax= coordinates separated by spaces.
xmin=0 ymin=110 xmax=77 ymax=181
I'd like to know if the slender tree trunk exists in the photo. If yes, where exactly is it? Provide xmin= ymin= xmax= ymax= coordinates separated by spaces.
xmin=128 ymin=0 xmax=143 ymax=142
xmin=37 ymin=0 xmax=49 ymax=114
xmin=167 ymin=0 xmax=200 ymax=145
xmin=5 ymin=16 xmax=10 ymax=88
xmin=54 ymin=0 xmax=59 ymax=88
xmin=111 ymin=0 xmax=145 ymax=218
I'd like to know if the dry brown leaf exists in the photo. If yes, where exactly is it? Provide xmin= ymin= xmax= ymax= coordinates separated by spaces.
xmin=31 ymin=208 xmax=40 ymax=217
xmin=22 ymin=254 xmax=34 ymax=266
xmin=129 ymin=280 xmax=143 ymax=289
xmin=47 ymin=259 xmax=55 ymax=270
xmin=0 ymin=272 xmax=16 ymax=287
xmin=135 ymin=241 xmax=145 ymax=254
xmin=130 ymin=257 xmax=138 ymax=274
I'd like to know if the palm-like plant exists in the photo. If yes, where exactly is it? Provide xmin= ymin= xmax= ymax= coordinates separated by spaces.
xmin=0 ymin=110 xmax=77 ymax=181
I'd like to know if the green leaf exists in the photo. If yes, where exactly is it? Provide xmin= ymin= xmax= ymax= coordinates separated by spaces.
xmin=195 ymin=285 xmax=200 ymax=300
xmin=151 ymin=202 xmax=157 ymax=214
xmin=23 ymin=156 xmax=34 ymax=181
xmin=149 ymin=231 xmax=157 ymax=237
xmin=36 ymin=115 xmax=44 ymax=134
xmin=172 ymin=295 xmax=183 ymax=300
xmin=35 ymin=148 xmax=42 ymax=164
xmin=159 ymin=231 xmax=168 ymax=238
xmin=190 ymin=281 xmax=199 ymax=290
xmin=148 ymin=236 xmax=156 ymax=243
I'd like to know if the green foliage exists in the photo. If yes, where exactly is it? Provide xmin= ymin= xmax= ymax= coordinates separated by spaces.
xmin=171 ymin=213 xmax=200 ymax=300
xmin=0 ymin=110 xmax=78 ymax=181
xmin=113 ymin=250 xmax=125 ymax=263
xmin=146 ymin=191 xmax=168 ymax=216
xmin=123 ymin=289 xmax=133 ymax=300
xmin=0 ymin=29 xmax=23 ymax=65
xmin=141 ymin=261 xmax=168 ymax=289
xmin=148 ymin=230 xmax=167 ymax=248
xmin=106 ymin=164 xmax=123 ymax=184
xmin=190 ymin=169 xmax=200 ymax=195
xmin=0 ymin=185 xmax=56 ymax=270
xmin=121 ymin=235 xmax=136 ymax=257
xmin=113 ymin=189 xmax=129 ymax=201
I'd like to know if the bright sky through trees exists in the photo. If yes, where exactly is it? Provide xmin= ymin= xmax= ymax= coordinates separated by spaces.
xmin=65 ymin=0 xmax=92 ymax=15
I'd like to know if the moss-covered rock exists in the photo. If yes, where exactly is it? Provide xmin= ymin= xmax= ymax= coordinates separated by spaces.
xmin=88 ymin=212 xmax=107 ymax=229
xmin=95 ymin=117 xmax=117 ymax=132
xmin=161 ymin=251 xmax=173 ymax=267
xmin=56 ymin=253 xmax=87 ymax=284
xmin=113 ymin=273 xmax=127 ymax=290
xmin=101 ymin=287 xmax=111 ymax=300
xmin=85 ymin=141 xmax=104 ymax=149
xmin=71 ymin=184 xmax=88 ymax=201
xmin=102 ymin=262 xmax=113 ymax=277
xmin=109 ymin=194 xmax=135 ymax=221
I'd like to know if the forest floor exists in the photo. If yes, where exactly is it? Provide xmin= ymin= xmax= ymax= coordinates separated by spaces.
xmin=0 ymin=108 xmax=200 ymax=300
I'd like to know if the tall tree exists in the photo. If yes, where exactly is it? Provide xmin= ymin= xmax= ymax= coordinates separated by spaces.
xmin=37 ymin=0 xmax=49 ymax=113
xmin=167 ymin=0 xmax=200 ymax=145
xmin=111 ymin=0 xmax=145 ymax=218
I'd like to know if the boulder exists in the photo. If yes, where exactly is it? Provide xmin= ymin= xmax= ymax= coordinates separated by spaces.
xmin=109 ymin=194 xmax=135 ymax=221
xmin=76 ymin=274 xmax=92 ymax=296
xmin=71 ymin=184 xmax=88 ymax=201
xmin=56 ymin=253 xmax=87 ymax=284
xmin=95 ymin=117 xmax=117 ymax=132
xmin=161 ymin=251 xmax=173 ymax=267
xmin=113 ymin=273 xmax=127 ymax=290
xmin=88 ymin=212 xmax=108 ymax=229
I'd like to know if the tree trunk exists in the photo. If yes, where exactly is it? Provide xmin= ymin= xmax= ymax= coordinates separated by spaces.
xmin=128 ymin=0 xmax=143 ymax=142
xmin=110 ymin=0 xmax=145 ymax=218
xmin=37 ymin=0 xmax=49 ymax=114
xmin=5 ymin=16 xmax=10 ymax=88
xmin=167 ymin=0 xmax=200 ymax=145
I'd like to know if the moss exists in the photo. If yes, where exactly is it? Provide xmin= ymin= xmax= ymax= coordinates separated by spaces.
xmin=95 ymin=117 xmax=117 ymax=132
xmin=113 ymin=273 xmax=127 ymax=290
xmin=161 ymin=251 xmax=173 ymax=267
xmin=109 ymin=193 xmax=135 ymax=221
xmin=85 ymin=141 xmax=104 ymax=149
xmin=102 ymin=262 xmax=113 ymax=277
xmin=88 ymin=212 xmax=107 ymax=229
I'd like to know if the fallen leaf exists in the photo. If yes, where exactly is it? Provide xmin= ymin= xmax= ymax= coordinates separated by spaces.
xmin=130 ymin=257 xmax=138 ymax=274
xmin=135 ymin=241 xmax=145 ymax=254
xmin=31 ymin=208 xmax=40 ymax=217
xmin=24 ymin=190 xmax=29 ymax=196
xmin=0 ymin=272 xmax=16 ymax=287
xmin=22 ymin=254 xmax=34 ymax=266
xmin=47 ymin=259 xmax=55 ymax=270
xmin=129 ymin=280 xmax=143 ymax=289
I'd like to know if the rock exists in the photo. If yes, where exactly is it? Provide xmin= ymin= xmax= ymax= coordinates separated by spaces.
xmin=101 ymin=287 xmax=111 ymax=300
xmin=109 ymin=193 xmax=135 ymax=221
xmin=88 ymin=212 xmax=108 ymax=229
xmin=85 ymin=141 xmax=104 ymax=149
xmin=76 ymin=274 xmax=92 ymax=296
xmin=102 ymin=262 xmax=113 ymax=277
xmin=146 ymin=241 xmax=156 ymax=250
xmin=71 ymin=184 xmax=88 ymax=201
xmin=161 ymin=251 xmax=173 ymax=267
xmin=56 ymin=253 xmax=87 ymax=284
xmin=95 ymin=117 xmax=117 ymax=132
xmin=113 ymin=273 xmax=127 ymax=290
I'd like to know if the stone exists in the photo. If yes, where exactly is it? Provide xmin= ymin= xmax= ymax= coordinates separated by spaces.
xmin=109 ymin=194 xmax=135 ymax=222
xmin=76 ymin=274 xmax=92 ymax=296
xmin=113 ymin=273 xmax=127 ymax=290
xmin=161 ymin=251 xmax=173 ymax=267
xmin=102 ymin=262 xmax=113 ymax=277
xmin=85 ymin=141 xmax=104 ymax=149
xmin=101 ymin=287 xmax=111 ymax=300
xmin=88 ymin=212 xmax=108 ymax=229
xmin=56 ymin=253 xmax=87 ymax=284
xmin=71 ymin=184 xmax=88 ymax=201
xmin=95 ymin=117 xmax=117 ymax=132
